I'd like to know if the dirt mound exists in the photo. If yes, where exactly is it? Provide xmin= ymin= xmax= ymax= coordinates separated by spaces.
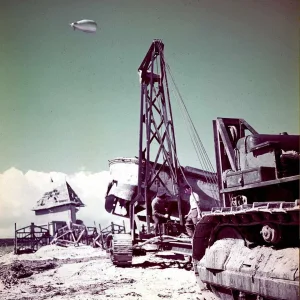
xmin=0 ymin=246 xmax=218 ymax=300
xmin=0 ymin=260 xmax=57 ymax=288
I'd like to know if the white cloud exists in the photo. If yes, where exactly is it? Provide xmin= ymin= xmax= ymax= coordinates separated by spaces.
xmin=0 ymin=168 xmax=126 ymax=238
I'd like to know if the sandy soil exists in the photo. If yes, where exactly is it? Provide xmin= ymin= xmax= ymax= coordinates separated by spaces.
xmin=0 ymin=245 xmax=218 ymax=300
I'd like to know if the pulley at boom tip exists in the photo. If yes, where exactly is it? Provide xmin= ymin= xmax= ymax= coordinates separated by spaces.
xmin=152 ymin=39 xmax=164 ymax=45
xmin=139 ymin=39 xmax=164 ymax=74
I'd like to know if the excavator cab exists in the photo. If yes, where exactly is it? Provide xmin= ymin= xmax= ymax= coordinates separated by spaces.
xmin=213 ymin=118 xmax=300 ymax=206
xmin=191 ymin=117 xmax=299 ymax=300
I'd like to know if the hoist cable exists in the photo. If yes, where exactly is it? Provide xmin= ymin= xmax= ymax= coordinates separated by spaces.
xmin=157 ymin=44 xmax=219 ymax=199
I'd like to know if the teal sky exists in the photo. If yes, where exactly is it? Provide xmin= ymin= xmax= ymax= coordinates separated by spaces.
xmin=0 ymin=0 xmax=299 ymax=174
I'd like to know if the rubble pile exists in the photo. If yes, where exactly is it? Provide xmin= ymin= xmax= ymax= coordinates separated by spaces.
xmin=0 ymin=260 xmax=57 ymax=288
xmin=0 ymin=262 xmax=33 ymax=287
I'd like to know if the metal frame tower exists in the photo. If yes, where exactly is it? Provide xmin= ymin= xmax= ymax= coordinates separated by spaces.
xmin=129 ymin=40 xmax=184 ymax=236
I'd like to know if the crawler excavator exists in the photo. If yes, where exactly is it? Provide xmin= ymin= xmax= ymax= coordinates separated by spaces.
xmin=104 ymin=40 xmax=299 ymax=300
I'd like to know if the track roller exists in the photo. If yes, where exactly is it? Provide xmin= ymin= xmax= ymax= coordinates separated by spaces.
xmin=110 ymin=233 xmax=133 ymax=266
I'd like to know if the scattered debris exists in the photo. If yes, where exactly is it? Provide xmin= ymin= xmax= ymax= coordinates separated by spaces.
xmin=0 ymin=245 xmax=218 ymax=300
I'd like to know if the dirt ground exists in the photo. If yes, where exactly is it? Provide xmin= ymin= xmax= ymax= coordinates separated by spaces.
xmin=0 ymin=245 xmax=218 ymax=300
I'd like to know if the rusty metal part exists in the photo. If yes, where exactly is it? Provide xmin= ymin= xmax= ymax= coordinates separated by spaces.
xmin=109 ymin=233 xmax=193 ymax=270
xmin=154 ymin=258 xmax=193 ymax=270
xmin=260 ymin=224 xmax=282 ymax=244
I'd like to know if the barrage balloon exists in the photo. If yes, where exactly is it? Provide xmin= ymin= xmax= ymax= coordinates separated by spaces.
xmin=70 ymin=19 xmax=97 ymax=33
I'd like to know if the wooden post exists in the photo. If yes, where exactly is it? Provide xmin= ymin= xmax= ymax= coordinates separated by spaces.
xmin=30 ymin=223 xmax=34 ymax=251
xmin=111 ymin=222 xmax=114 ymax=234
xmin=14 ymin=223 xmax=17 ymax=254
xmin=48 ymin=222 xmax=50 ymax=245
xmin=123 ymin=220 xmax=126 ymax=233
xmin=98 ymin=223 xmax=103 ymax=248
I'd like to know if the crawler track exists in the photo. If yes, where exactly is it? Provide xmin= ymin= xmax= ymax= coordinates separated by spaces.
xmin=110 ymin=234 xmax=133 ymax=266
xmin=193 ymin=202 xmax=299 ymax=300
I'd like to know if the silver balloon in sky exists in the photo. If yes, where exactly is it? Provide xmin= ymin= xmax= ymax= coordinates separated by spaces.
xmin=70 ymin=19 xmax=97 ymax=33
